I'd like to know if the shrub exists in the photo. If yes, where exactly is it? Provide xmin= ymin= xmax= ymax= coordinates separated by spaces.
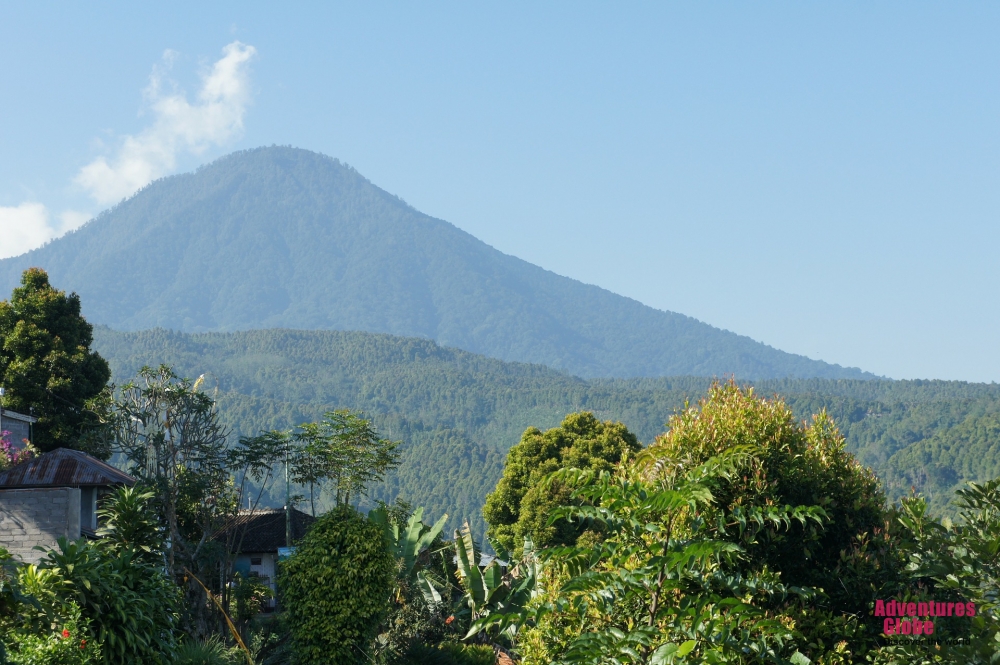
xmin=5 ymin=603 xmax=102 ymax=665
xmin=232 ymin=574 xmax=273 ymax=623
xmin=31 ymin=538 xmax=181 ymax=665
xmin=95 ymin=485 xmax=164 ymax=561
xmin=171 ymin=636 xmax=242 ymax=665
xmin=401 ymin=642 xmax=495 ymax=665
xmin=278 ymin=505 xmax=395 ymax=665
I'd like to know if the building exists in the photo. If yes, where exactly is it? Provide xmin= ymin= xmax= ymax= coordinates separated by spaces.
xmin=0 ymin=407 xmax=36 ymax=448
xmin=218 ymin=507 xmax=315 ymax=612
xmin=0 ymin=448 xmax=135 ymax=561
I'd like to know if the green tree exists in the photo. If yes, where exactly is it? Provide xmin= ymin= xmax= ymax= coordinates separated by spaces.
xmin=641 ymin=382 xmax=894 ymax=612
xmin=109 ymin=365 xmax=280 ymax=641
xmin=510 ymin=452 xmax=818 ymax=665
xmin=111 ymin=366 xmax=230 ymax=574
xmin=639 ymin=381 xmax=902 ymax=662
xmin=884 ymin=480 xmax=1000 ymax=663
xmin=483 ymin=412 xmax=641 ymax=553
xmin=278 ymin=505 xmax=395 ymax=665
xmin=0 ymin=268 xmax=111 ymax=455
xmin=292 ymin=409 xmax=400 ymax=515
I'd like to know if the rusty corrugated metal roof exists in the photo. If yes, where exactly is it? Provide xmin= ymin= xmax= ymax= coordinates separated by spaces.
xmin=0 ymin=448 xmax=135 ymax=488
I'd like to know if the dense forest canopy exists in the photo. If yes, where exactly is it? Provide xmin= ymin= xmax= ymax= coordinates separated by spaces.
xmin=91 ymin=326 xmax=1000 ymax=537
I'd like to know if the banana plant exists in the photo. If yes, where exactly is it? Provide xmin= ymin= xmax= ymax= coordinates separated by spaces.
xmin=452 ymin=522 xmax=539 ymax=639
xmin=370 ymin=506 xmax=448 ymax=587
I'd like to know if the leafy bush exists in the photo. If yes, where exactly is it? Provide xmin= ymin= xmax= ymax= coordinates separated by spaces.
xmin=278 ymin=505 xmax=395 ymax=665
xmin=232 ymin=574 xmax=273 ymax=623
xmin=171 ymin=636 xmax=242 ymax=665
xmin=245 ymin=616 xmax=292 ymax=665
xmin=486 ymin=386 xmax=905 ymax=663
xmin=95 ymin=486 xmax=164 ymax=561
xmin=400 ymin=642 xmax=494 ymax=665
xmin=880 ymin=480 xmax=1000 ymax=663
xmin=29 ymin=538 xmax=180 ymax=665
xmin=4 ymin=603 xmax=102 ymax=665
xmin=513 ymin=451 xmax=815 ymax=664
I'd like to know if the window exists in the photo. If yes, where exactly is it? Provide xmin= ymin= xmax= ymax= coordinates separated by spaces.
xmin=80 ymin=488 xmax=96 ymax=531
xmin=250 ymin=557 xmax=262 ymax=566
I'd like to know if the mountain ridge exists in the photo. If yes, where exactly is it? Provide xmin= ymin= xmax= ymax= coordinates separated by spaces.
xmin=0 ymin=146 xmax=873 ymax=379
xmin=89 ymin=326 xmax=997 ymax=537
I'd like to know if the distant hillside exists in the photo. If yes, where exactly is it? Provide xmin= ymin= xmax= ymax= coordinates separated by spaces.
xmin=1 ymin=146 xmax=870 ymax=379
xmin=92 ymin=327 xmax=1000 ymax=537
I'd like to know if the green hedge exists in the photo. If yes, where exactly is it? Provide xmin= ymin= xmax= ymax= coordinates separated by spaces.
xmin=278 ymin=505 xmax=394 ymax=665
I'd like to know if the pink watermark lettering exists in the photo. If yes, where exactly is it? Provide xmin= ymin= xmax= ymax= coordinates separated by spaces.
xmin=874 ymin=599 xmax=976 ymax=637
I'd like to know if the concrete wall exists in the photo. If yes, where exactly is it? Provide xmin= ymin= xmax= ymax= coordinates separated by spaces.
xmin=0 ymin=488 xmax=81 ymax=562
xmin=0 ymin=412 xmax=32 ymax=447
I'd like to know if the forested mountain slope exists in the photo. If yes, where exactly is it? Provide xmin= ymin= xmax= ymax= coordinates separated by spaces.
xmin=0 ymin=146 xmax=870 ymax=379
xmin=93 ymin=327 xmax=1000 ymax=536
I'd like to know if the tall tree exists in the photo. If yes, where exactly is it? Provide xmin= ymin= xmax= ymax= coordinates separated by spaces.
xmin=292 ymin=409 xmax=400 ymax=515
xmin=641 ymin=380 xmax=894 ymax=615
xmin=111 ymin=365 xmax=231 ymax=573
xmin=0 ymin=268 xmax=111 ymax=455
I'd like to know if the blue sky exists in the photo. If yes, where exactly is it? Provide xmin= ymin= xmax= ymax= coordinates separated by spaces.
xmin=1 ymin=3 xmax=999 ymax=382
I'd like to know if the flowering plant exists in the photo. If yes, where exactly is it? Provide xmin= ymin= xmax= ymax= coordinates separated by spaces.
xmin=4 ymin=603 xmax=102 ymax=664
xmin=0 ymin=430 xmax=36 ymax=471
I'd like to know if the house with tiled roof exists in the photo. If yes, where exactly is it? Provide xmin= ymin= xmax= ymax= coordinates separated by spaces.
xmin=0 ymin=447 xmax=135 ymax=561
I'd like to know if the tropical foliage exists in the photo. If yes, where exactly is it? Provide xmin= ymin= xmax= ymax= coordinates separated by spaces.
xmin=880 ymin=480 xmax=1000 ymax=663
xmin=29 ymin=538 xmax=181 ymax=664
xmin=2 ymin=273 xmax=1000 ymax=664
xmin=479 ymin=388 xmax=1000 ymax=664
xmin=0 ymin=486 xmax=179 ymax=665
xmin=641 ymin=382 xmax=896 ymax=620
xmin=3 ymin=604 xmax=102 ymax=665
xmin=513 ymin=458 xmax=815 ymax=664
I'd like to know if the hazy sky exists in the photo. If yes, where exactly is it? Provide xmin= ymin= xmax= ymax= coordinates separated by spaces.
xmin=1 ymin=3 xmax=999 ymax=382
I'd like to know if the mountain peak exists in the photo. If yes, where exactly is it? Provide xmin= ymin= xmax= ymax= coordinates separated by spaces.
xmin=0 ymin=147 xmax=872 ymax=380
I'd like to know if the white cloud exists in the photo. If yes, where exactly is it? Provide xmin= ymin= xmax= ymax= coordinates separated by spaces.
xmin=0 ymin=204 xmax=93 ymax=259
xmin=0 ymin=203 xmax=53 ymax=259
xmin=0 ymin=41 xmax=253 ymax=258
xmin=75 ymin=41 xmax=257 ymax=206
